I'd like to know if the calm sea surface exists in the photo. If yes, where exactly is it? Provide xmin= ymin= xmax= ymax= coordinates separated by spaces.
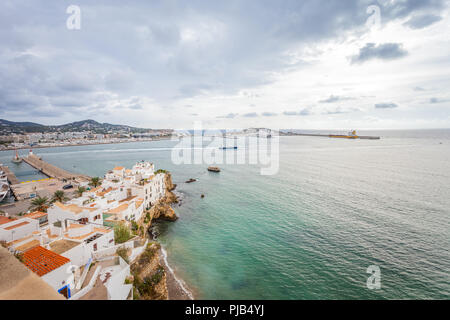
xmin=1 ymin=130 xmax=449 ymax=299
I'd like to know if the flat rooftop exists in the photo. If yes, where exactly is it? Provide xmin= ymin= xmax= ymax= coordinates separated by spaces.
xmin=49 ymin=239 xmax=80 ymax=255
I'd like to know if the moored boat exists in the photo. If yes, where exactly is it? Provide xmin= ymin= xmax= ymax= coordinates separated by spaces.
xmin=12 ymin=149 xmax=22 ymax=164
xmin=0 ymin=182 xmax=10 ymax=202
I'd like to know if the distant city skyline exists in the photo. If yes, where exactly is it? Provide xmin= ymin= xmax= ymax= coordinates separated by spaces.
xmin=1 ymin=0 xmax=449 ymax=129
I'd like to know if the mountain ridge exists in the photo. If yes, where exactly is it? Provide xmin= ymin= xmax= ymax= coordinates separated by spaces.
xmin=0 ymin=119 xmax=165 ymax=134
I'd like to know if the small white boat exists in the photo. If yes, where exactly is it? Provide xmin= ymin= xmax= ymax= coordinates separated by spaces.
xmin=0 ymin=169 xmax=8 ymax=183
xmin=12 ymin=149 xmax=22 ymax=164
xmin=0 ymin=182 xmax=9 ymax=202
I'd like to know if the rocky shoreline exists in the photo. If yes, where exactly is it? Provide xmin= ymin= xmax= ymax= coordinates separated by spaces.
xmin=131 ymin=171 xmax=194 ymax=300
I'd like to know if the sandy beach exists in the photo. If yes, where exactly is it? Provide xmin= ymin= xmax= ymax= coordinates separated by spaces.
xmin=159 ymin=248 xmax=194 ymax=300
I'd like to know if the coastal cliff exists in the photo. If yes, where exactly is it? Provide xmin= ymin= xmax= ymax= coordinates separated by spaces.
xmin=131 ymin=172 xmax=180 ymax=300
xmin=130 ymin=242 xmax=168 ymax=300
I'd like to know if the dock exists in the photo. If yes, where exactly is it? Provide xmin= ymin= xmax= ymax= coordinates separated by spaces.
xmin=0 ymin=165 xmax=20 ymax=185
xmin=283 ymin=132 xmax=381 ymax=140
xmin=23 ymin=154 xmax=90 ymax=182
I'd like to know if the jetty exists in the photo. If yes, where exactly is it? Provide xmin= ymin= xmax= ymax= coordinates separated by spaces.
xmin=283 ymin=130 xmax=380 ymax=140
xmin=23 ymin=153 xmax=90 ymax=182
xmin=0 ymin=165 xmax=19 ymax=185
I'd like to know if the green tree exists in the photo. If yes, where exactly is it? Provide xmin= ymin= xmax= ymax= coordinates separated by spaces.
xmin=52 ymin=190 xmax=68 ymax=203
xmin=29 ymin=196 xmax=49 ymax=212
xmin=76 ymin=186 xmax=86 ymax=197
xmin=89 ymin=177 xmax=101 ymax=188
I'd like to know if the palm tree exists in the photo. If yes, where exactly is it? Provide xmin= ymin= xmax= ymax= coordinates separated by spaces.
xmin=76 ymin=186 xmax=86 ymax=197
xmin=29 ymin=196 xmax=49 ymax=212
xmin=52 ymin=190 xmax=68 ymax=203
xmin=90 ymin=177 xmax=101 ymax=188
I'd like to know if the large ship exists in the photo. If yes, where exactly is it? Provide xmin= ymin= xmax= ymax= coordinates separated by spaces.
xmin=329 ymin=130 xmax=359 ymax=139
xmin=329 ymin=130 xmax=380 ymax=140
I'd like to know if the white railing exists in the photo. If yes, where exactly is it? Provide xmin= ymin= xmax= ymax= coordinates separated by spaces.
xmin=69 ymin=265 xmax=101 ymax=300
xmin=91 ymin=240 xmax=134 ymax=259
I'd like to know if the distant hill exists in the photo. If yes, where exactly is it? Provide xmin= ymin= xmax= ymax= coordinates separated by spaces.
xmin=0 ymin=119 xmax=164 ymax=134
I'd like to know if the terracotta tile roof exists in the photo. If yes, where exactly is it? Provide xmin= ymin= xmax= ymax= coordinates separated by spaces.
xmin=22 ymin=246 xmax=70 ymax=277
xmin=0 ymin=216 xmax=16 ymax=225
xmin=23 ymin=211 xmax=48 ymax=219
xmin=4 ymin=221 xmax=29 ymax=230
xmin=113 ymin=166 xmax=125 ymax=170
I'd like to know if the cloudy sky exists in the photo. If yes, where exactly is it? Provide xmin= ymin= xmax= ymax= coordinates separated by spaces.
xmin=1 ymin=0 xmax=449 ymax=129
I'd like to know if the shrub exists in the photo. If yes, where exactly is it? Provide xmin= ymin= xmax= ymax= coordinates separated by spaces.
xmin=116 ymin=247 xmax=129 ymax=263
xmin=114 ymin=224 xmax=132 ymax=244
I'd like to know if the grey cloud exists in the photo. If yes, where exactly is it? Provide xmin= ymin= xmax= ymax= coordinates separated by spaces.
xmin=404 ymin=14 xmax=442 ymax=29
xmin=319 ymin=95 xmax=354 ymax=103
xmin=375 ymin=103 xmax=398 ymax=109
xmin=242 ymin=112 xmax=258 ymax=118
xmin=283 ymin=109 xmax=311 ymax=116
xmin=430 ymin=97 xmax=448 ymax=104
xmin=129 ymin=104 xmax=143 ymax=110
xmin=261 ymin=112 xmax=278 ymax=117
xmin=0 ymin=0 xmax=446 ymax=123
xmin=351 ymin=43 xmax=408 ymax=64
xmin=217 ymin=113 xmax=238 ymax=119
xmin=413 ymin=86 xmax=426 ymax=91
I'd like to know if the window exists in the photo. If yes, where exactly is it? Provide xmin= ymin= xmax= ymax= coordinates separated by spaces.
xmin=93 ymin=243 xmax=97 ymax=251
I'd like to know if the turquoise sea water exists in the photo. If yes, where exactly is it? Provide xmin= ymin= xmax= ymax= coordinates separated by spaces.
xmin=1 ymin=130 xmax=449 ymax=299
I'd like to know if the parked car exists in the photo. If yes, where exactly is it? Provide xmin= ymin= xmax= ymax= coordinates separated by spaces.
xmin=62 ymin=184 xmax=73 ymax=190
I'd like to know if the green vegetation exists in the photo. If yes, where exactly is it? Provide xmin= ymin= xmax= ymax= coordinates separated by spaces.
xmin=29 ymin=196 xmax=49 ymax=212
xmin=133 ymin=266 xmax=165 ymax=299
xmin=76 ymin=186 xmax=86 ymax=197
xmin=51 ymin=190 xmax=68 ymax=203
xmin=14 ymin=252 xmax=24 ymax=262
xmin=116 ymin=247 xmax=130 ymax=263
xmin=155 ymin=169 xmax=167 ymax=174
xmin=114 ymin=224 xmax=132 ymax=244
xmin=144 ymin=211 xmax=151 ymax=224
xmin=89 ymin=177 xmax=101 ymax=188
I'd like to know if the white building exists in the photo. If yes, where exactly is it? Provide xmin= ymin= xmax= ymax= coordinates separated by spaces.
xmin=22 ymin=245 xmax=75 ymax=299
xmin=0 ymin=217 xmax=40 ymax=242
xmin=47 ymin=201 xmax=103 ymax=225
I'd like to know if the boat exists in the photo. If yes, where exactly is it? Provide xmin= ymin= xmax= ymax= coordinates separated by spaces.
xmin=207 ymin=166 xmax=221 ymax=172
xmin=185 ymin=178 xmax=197 ymax=183
xmin=220 ymin=146 xmax=238 ymax=150
xmin=0 ymin=168 xmax=8 ymax=183
xmin=11 ymin=149 xmax=22 ymax=164
xmin=0 ymin=182 xmax=10 ymax=202
xmin=329 ymin=130 xmax=359 ymax=139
